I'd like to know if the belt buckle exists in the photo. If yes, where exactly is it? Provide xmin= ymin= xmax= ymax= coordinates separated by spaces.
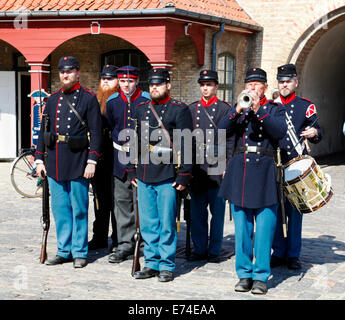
xmin=57 ymin=135 xmax=67 ymax=142
xmin=247 ymin=146 xmax=257 ymax=153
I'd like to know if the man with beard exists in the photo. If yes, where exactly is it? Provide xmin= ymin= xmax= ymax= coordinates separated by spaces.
xmin=35 ymin=56 xmax=102 ymax=268
xmin=88 ymin=65 xmax=119 ymax=251
xmin=128 ymin=68 xmax=193 ymax=282
xmin=218 ymin=68 xmax=287 ymax=294
xmin=188 ymin=70 xmax=234 ymax=263
xmin=271 ymin=64 xmax=322 ymax=270
xmin=106 ymin=66 xmax=151 ymax=263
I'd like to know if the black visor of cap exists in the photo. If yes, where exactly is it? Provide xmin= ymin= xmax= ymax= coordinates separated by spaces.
xmin=149 ymin=76 xmax=170 ymax=84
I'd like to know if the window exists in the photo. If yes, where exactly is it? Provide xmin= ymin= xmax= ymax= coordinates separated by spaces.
xmin=217 ymin=53 xmax=235 ymax=104
xmin=101 ymin=49 xmax=151 ymax=91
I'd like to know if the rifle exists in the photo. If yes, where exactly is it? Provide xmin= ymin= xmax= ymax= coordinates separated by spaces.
xmin=183 ymin=193 xmax=191 ymax=258
xmin=130 ymin=107 xmax=141 ymax=277
xmin=176 ymin=190 xmax=182 ymax=233
xmin=39 ymin=113 xmax=50 ymax=263
xmin=131 ymin=185 xmax=141 ymax=276
xmin=277 ymin=148 xmax=287 ymax=238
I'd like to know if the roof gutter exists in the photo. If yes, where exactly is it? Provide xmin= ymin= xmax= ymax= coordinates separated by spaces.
xmin=0 ymin=7 xmax=262 ymax=32
xmin=212 ymin=23 xmax=225 ymax=71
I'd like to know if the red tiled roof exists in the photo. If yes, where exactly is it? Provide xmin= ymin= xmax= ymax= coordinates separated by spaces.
xmin=0 ymin=0 xmax=258 ymax=27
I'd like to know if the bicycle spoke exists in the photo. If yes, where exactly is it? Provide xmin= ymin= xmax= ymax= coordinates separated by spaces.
xmin=11 ymin=151 xmax=42 ymax=198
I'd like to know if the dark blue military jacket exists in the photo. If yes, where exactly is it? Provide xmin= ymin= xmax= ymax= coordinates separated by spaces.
xmin=275 ymin=93 xmax=322 ymax=164
xmin=218 ymin=97 xmax=287 ymax=209
xmin=106 ymin=88 xmax=151 ymax=180
xmin=189 ymin=95 xmax=235 ymax=193
xmin=35 ymin=82 xmax=102 ymax=181
xmin=126 ymin=96 xmax=194 ymax=186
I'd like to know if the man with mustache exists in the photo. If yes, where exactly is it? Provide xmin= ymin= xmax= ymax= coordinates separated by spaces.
xmin=35 ymin=56 xmax=102 ymax=268
xmin=89 ymin=65 xmax=119 ymax=251
xmin=106 ymin=66 xmax=151 ymax=264
xmin=128 ymin=68 xmax=193 ymax=282
xmin=271 ymin=64 xmax=322 ymax=270
xmin=218 ymin=68 xmax=287 ymax=294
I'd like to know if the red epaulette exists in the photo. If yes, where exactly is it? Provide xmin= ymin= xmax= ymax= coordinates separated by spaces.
xmin=136 ymin=101 xmax=149 ymax=108
xmin=221 ymin=100 xmax=232 ymax=107
xmin=268 ymin=99 xmax=279 ymax=106
xmin=51 ymin=89 xmax=61 ymax=95
xmin=82 ymin=86 xmax=96 ymax=96
xmin=301 ymin=97 xmax=312 ymax=103
xmin=171 ymin=100 xmax=185 ymax=108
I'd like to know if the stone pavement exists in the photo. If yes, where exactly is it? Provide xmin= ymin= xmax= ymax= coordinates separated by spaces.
xmin=0 ymin=159 xmax=345 ymax=302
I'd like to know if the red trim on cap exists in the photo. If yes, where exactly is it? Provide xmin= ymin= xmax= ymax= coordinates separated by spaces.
xmin=279 ymin=92 xmax=296 ymax=105
xmin=201 ymin=95 xmax=218 ymax=107
xmin=117 ymin=74 xmax=138 ymax=79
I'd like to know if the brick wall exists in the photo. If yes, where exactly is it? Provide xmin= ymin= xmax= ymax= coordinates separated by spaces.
xmin=48 ymin=29 xmax=249 ymax=106
xmin=237 ymin=0 xmax=345 ymax=97
xmin=170 ymin=28 xmax=249 ymax=105
xmin=50 ymin=34 xmax=137 ymax=93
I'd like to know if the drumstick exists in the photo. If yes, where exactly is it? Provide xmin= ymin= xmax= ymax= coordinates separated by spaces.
xmin=305 ymin=139 xmax=311 ymax=153
xmin=292 ymin=118 xmax=318 ymax=151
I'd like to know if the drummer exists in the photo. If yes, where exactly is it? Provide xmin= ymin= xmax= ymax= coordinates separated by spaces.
xmin=271 ymin=63 xmax=322 ymax=270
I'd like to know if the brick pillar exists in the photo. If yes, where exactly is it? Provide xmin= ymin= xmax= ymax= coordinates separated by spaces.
xmin=148 ymin=60 xmax=175 ymax=70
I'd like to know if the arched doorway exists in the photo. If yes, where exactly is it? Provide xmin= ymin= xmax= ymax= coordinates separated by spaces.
xmin=0 ymin=40 xmax=30 ymax=157
xmin=292 ymin=11 xmax=345 ymax=157
xmin=49 ymin=34 xmax=151 ymax=93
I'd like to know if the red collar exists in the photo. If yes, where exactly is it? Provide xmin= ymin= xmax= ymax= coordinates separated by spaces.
xmin=120 ymin=87 xmax=141 ymax=103
xmin=279 ymin=92 xmax=296 ymax=105
xmin=153 ymin=95 xmax=170 ymax=105
xmin=201 ymin=95 xmax=218 ymax=107
xmin=260 ymin=95 xmax=268 ymax=106
xmin=61 ymin=82 xmax=80 ymax=93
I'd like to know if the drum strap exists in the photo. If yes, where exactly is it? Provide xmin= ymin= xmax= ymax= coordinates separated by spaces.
xmin=234 ymin=146 xmax=275 ymax=157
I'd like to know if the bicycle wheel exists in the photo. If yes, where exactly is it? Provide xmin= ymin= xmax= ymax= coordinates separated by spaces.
xmin=10 ymin=151 xmax=43 ymax=198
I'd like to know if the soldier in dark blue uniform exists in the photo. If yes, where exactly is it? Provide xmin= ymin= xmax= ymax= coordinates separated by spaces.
xmin=218 ymin=68 xmax=287 ymax=294
xmin=88 ymin=65 xmax=119 ymax=251
xmin=271 ymin=64 xmax=322 ymax=270
xmin=188 ymin=70 xmax=235 ymax=263
xmin=106 ymin=66 xmax=151 ymax=263
xmin=128 ymin=68 xmax=193 ymax=282
xmin=35 ymin=56 xmax=102 ymax=268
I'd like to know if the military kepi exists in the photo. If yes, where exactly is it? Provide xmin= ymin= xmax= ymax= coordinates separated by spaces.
xmin=277 ymin=63 xmax=297 ymax=81
xmin=245 ymin=67 xmax=267 ymax=83
xmin=58 ymin=56 xmax=80 ymax=71
xmin=116 ymin=66 xmax=139 ymax=79
xmin=101 ymin=65 xmax=118 ymax=78
xmin=148 ymin=68 xmax=170 ymax=84
xmin=198 ymin=70 xmax=218 ymax=84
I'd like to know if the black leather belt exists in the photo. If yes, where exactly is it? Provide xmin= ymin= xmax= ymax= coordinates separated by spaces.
xmin=235 ymin=146 xmax=275 ymax=157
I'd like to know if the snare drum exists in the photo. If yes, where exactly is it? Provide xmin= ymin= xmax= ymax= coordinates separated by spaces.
xmin=283 ymin=155 xmax=333 ymax=214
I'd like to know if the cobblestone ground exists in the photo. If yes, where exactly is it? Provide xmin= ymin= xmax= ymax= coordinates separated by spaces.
xmin=1 ymin=160 xmax=345 ymax=302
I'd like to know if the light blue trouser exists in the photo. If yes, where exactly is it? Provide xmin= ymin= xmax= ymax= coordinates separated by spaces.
xmin=190 ymin=187 xmax=226 ymax=256
xmin=48 ymin=177 xmax=89 ymax=259
xmin=137 ymin=179 xmax=177 ymax=272
xmin=232 ymin=203 xmax=278 ymax=283
xmin=272 ymin=200 xmax=303 ymax=259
